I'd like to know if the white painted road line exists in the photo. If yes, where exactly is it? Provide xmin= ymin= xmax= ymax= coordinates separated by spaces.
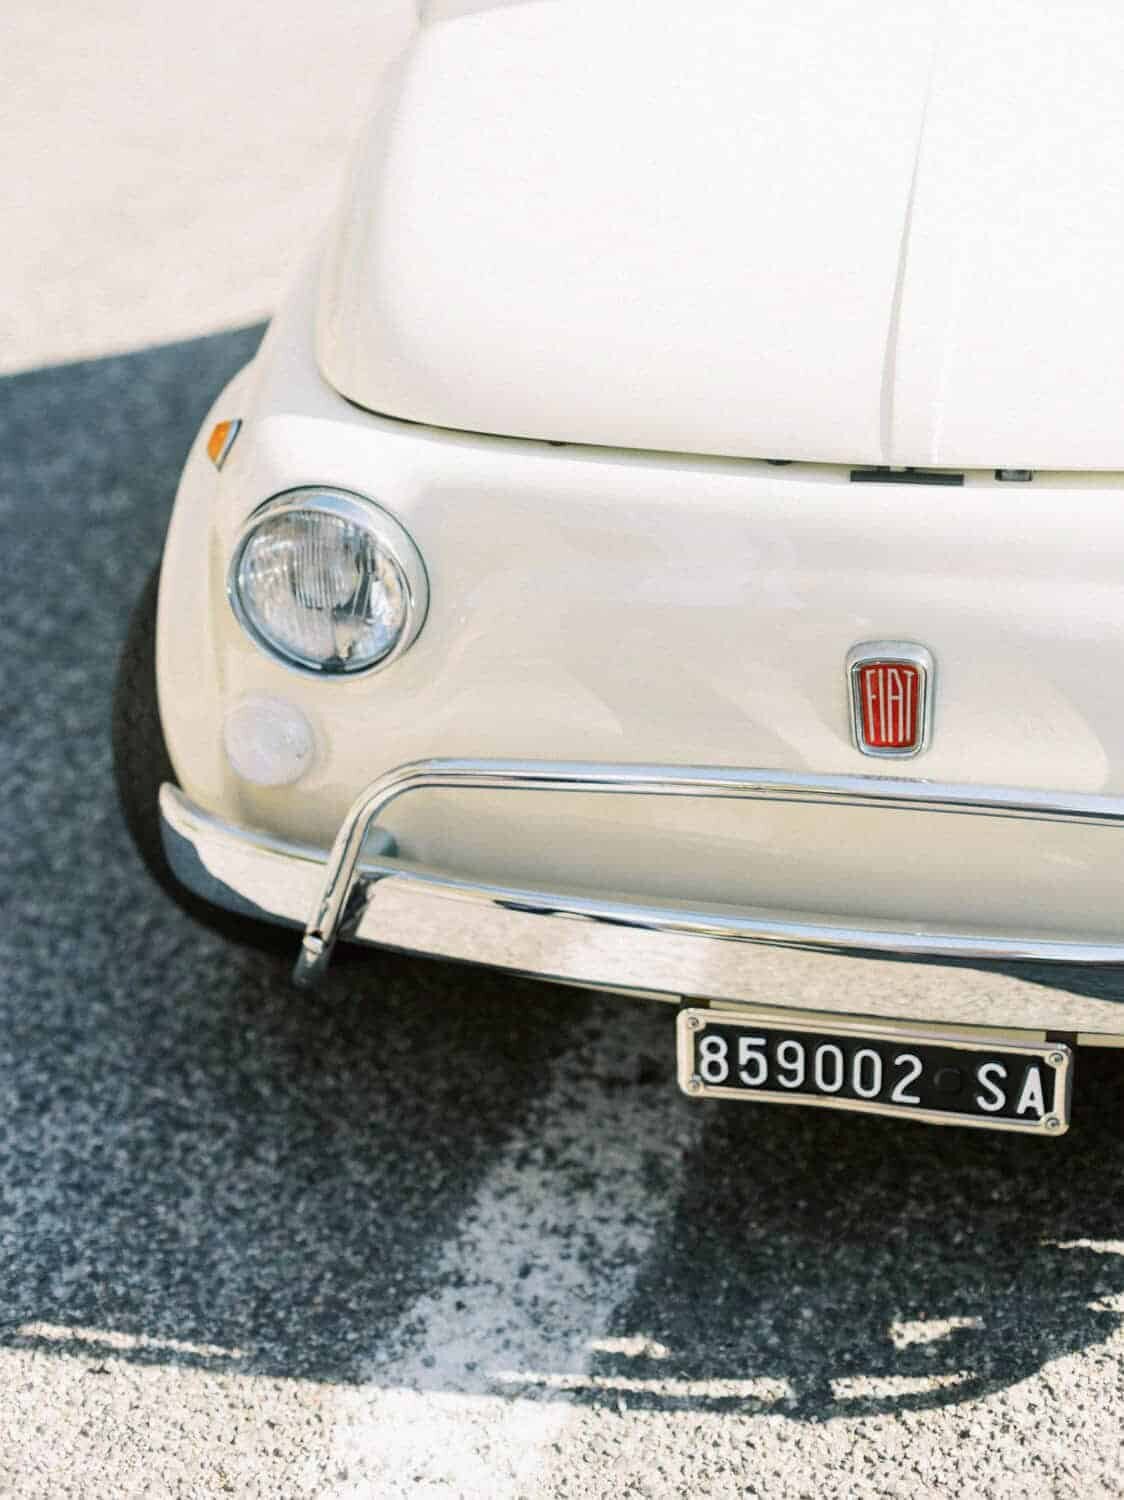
xmin=327 ymin=1004 xmax=700 ymax=1499
xmin=15 ymin=1323 xmax=246 ymax=1362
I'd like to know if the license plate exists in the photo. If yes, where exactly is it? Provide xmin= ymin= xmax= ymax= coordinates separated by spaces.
xmin=677 ymin=1007 xmax=1072 ymax=1135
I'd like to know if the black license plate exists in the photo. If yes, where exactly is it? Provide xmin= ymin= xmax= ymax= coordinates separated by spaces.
xmin=677 ymin=1008 xmax=1072 ymax=1135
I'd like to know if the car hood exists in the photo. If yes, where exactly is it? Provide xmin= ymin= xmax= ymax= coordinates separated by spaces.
xmin=318 ymin=0 xmax=1124 ymax=470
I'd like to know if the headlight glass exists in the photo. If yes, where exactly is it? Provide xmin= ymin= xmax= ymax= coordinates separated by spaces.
xmin=229 ymin=489 xmax=427 ymax=675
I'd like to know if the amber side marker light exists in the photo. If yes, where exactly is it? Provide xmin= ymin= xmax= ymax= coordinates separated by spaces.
xmin=206 ymin=419 xmax=242 ymax=470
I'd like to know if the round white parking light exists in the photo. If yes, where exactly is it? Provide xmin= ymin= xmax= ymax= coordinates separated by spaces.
xmin=223 ymin=696 xmax=315 ymax=787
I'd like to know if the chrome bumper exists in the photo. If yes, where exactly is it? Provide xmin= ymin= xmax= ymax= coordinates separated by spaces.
xmin=159 ymin=763 xmax=1124 ymax=1040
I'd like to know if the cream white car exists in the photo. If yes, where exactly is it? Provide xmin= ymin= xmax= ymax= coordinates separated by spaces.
xmin=114 ymin=0 xmax=1124 ymax=1137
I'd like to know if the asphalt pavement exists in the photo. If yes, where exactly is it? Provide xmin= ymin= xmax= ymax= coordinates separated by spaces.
xmin=1 ymin=330 xmax=1124 ymax=1497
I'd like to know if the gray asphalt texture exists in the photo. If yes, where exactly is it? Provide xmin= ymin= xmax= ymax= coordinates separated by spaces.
xmin=1 ymin=332 xmax=1124 ymax=1496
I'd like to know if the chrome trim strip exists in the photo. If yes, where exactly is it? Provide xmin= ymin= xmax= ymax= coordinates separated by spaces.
xmin=159 ymin=780 xmax=1124 ymax=1034
xmin=290 ymin=757 xmax=1124 ymax=989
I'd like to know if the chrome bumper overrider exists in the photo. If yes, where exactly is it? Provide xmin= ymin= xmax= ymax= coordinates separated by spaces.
xmin=158 ymin=762 xmax=1124 ymax=1039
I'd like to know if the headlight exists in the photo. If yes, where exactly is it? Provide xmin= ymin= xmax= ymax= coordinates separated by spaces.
xmin=228 ymin=488 xmax=428 ymax=676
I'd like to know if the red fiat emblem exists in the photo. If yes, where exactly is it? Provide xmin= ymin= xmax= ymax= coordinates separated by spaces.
xmin=857 ymin=661 xmax=920 ymax=748
xmin=847 ymin=643 xmax=933 ymax=758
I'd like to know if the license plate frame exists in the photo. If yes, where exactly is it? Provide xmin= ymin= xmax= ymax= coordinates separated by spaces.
xmin=677 ymin=1006 xmax=1073 ymax=1136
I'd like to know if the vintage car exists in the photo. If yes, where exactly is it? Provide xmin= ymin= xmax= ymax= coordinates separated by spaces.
xmin=114 ymin=0 xmax=1124 ymax=1137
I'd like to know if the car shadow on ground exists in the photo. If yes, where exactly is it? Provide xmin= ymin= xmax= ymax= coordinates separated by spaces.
xmin=1 ymin=328 xmax=1122 ymax=1425
xmin=0 ymin=326 xmax=595 ymax=1385
xmin=585 ymin=1049 xmax=1124 ymax=1421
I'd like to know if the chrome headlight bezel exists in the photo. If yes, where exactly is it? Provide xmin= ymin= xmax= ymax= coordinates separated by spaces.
xmin=226 ymin=487 xmax=429 ymax=679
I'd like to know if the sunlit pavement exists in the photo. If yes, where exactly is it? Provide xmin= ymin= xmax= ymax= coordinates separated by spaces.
xmin=2 ymin=1 xmax=412 ymax=376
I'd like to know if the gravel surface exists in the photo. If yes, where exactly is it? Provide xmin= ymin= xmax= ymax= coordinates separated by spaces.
xmin=1 ymin=331 xmax=1124 ymax=1497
